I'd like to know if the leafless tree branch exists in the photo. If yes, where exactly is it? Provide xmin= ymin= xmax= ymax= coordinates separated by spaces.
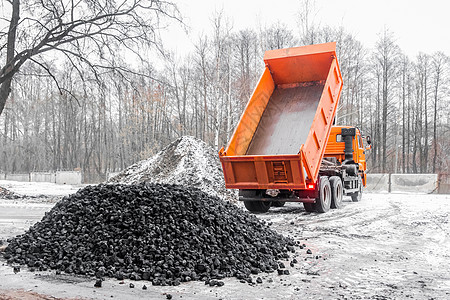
xmin=0 ymin=0 xmax=182 ymax=115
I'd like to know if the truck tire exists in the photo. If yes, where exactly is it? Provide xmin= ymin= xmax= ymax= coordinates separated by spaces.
xmin=303 ymin=203 xmax=315 ymax=212
xmin=330 ymin=176 xmax=343 ymax=209
xmin=351 ymin=176 xmax=363 ymax=202
xmin=272 ymin=201 xmax=286 ymax=207
xmin=315 ymin=177 xmax=331 ymax=213
xmin=244 ymin=200 xmax=272 ymax=213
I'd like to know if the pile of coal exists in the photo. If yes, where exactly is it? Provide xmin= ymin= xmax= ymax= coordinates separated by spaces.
xmin=108 ymin=136 xmax=237 ymax=201
xmin=0 ymin=186 xmax=19 ymax=199
xmin=4 ymin=183 xmax=294 ymax=285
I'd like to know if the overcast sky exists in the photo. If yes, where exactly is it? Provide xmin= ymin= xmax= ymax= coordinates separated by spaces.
xmin=163 ymin=0 xmax=449 ymax=58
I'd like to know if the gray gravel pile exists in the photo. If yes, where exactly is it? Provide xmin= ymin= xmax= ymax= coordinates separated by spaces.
xmin=0 ymin=186 xmax=20 ymax=199
xmin=108 ymin=136 xmax=237 ymax=201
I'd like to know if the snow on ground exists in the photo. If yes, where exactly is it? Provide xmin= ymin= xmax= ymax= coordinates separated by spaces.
xmin=0 ymin=180 xmax=83 ymax=197
xmin=0 ymin=180 xmax=84 ymax=243
xmin=258 ymin=192 xmax=450 ymax=299
xmin=0 ymin=183 xmax=449 ymax=299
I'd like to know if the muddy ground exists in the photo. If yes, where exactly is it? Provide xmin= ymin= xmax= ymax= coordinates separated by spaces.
xmin=0 ymin=180 xmax=449 ymax=299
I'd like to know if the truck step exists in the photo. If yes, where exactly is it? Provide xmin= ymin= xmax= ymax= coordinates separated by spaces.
xmin=272 ymin=161 xmax=288 ymax=184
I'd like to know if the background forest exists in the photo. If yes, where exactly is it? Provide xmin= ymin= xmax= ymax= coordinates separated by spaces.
xmin=1 ymin=4 xmax=449 ymax=182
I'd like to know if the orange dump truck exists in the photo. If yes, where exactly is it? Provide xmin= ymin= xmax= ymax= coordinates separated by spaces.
xmin=219 ymin=42 xmax=371 ymax=213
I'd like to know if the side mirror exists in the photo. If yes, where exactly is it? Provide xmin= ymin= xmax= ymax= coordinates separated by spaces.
xmin=365 ymin=135 xmax=372 ymax=145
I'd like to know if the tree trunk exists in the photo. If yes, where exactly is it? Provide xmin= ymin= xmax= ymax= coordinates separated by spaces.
xmin=407 ymin=78 xmax=411 ymax=173
xmin=0 ymin=0 xmax=20 ymax=116
xmin=423 ymin=66 xmax=428 ymax=173
xmin=401 ymin=59 xmax=406 ymax=173
xmin=381 ymin=61 xmax=388 ymax=173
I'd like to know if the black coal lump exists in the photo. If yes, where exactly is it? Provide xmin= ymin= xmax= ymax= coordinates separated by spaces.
xmin=3 ymin=183 xmax=295 ymax=285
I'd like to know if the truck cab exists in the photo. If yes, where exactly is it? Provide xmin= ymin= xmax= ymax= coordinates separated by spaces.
xmin=324 ymin=126 xmax=369 ymax=186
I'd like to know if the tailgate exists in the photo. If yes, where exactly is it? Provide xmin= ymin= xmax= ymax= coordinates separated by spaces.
xmin=219 ymin=148 xmax=313 ymax=190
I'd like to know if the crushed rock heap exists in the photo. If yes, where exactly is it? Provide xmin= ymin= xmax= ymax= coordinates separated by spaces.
xmin=0 ymin=186 xmax=19 ymax=199
xmin=108 ymin=136 xmax=236 ymax=201
xmin=4 ymin=183 xmax=295 ymax=285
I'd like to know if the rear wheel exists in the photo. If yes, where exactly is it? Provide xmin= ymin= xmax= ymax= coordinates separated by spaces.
xmin=315 ymin=177 xmax=331 ymax=213
xmin=244 ymin=200 xmax=272 ymax=213
xmin=351 ymin=176 xmax=363 ymax=202
xmin=272 ymin=201 xmax=286 ymax=207
xmin=330 ymin=176 xmax=343 ymax=209
xmin=303 ymin=202 xmax=315 ymax=212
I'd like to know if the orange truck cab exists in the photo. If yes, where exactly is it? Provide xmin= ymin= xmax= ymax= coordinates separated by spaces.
xmin=219 ymin=42 xmax=371 ymax=213
xmin=324 ymin=126 xmax=370 ymax=187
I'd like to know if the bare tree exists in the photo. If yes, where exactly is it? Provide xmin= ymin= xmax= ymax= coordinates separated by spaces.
xmin=398 ymin=54 xmax=411 ymax=173
xmin=430 ymin=52 xmax=448 ymax=173
xmin=373 ymin=29 xmax=400 ymax=172
xmin=261 ymin=22 xmax=296 ymax=50
xmin=296 ymin=0 xmax=320 ymax=45
xmin=0 ymin=0 xmax=181 ymax=116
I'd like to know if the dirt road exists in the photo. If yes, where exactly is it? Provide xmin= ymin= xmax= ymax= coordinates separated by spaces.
xmin=0 ymin=181 xmax=449 ymax=299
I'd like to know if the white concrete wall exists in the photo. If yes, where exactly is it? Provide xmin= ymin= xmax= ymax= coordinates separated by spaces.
xmin=365 ymin=173 xmax=390 ymax=193
xmin=30 ymin=172 xmax=56 ymax=183
xmin=391 ymin=174 xmax=438 ymax=194
xmin=55 ymin=171 xmax=82 ymax=185
xmin=5 ymin=173 xmax=30 ymax=182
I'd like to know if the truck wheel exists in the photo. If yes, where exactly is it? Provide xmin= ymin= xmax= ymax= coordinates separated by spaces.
xmin=244 ymin=200 xmax=272 ymax=213
xmin=351 ymin=176 xmax=363 ymax=202
xmin=330 ymin=176 xmax=343 ymax=209
xmin=272 ymin=201 xmax=286 ymax=207
xmin=303 ymin=203 xmax=315 ymax=212
xmin=315 ymin=177 xmax=331 ymax=213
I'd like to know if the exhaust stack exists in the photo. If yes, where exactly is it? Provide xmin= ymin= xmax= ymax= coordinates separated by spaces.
xmin=341 ymin=128 xmax=356 ymax=164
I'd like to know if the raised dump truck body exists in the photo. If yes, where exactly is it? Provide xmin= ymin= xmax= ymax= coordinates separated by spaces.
xmin=220 ymin=43 xmax=342 ymax=189
xmin=219 ymin=42 xmax=370 ymax=213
